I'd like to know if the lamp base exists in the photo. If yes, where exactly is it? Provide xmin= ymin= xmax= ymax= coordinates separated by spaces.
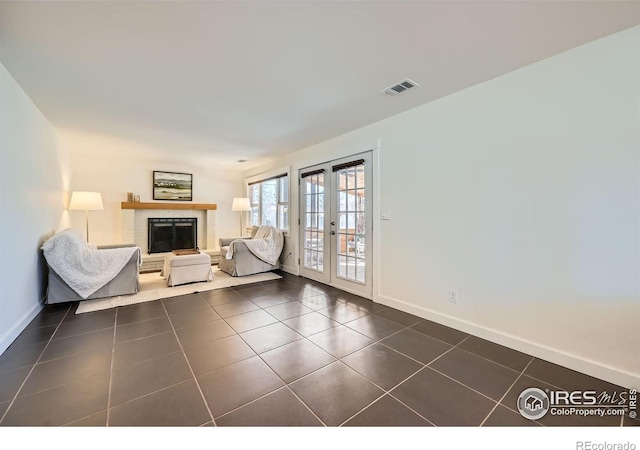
xmin=85 ymin=210 xmax=90 ymax=242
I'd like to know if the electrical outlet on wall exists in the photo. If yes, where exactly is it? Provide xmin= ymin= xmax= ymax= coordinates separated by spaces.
xmin=449 ymin=289 xmax=458 ymax=303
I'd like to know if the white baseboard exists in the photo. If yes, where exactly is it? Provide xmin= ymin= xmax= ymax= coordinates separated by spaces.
xmin=0 ymin=300 xmax=45 ymax=356
xmin=280 ymin=263 xmax=298 ymax=276
xmin=376 ymin=293 xmax=640 ymax=390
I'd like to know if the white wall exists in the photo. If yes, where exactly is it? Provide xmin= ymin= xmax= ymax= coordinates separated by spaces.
xmin=0 ymin=62 xmax=70 ymax=355
xmin=60 ymin=130 xmax=245 ymax=249
xmin=245 ymin=26 xmax=640 ymax=388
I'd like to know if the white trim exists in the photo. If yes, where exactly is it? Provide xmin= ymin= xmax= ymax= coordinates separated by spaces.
xmin=375 ymin=292 xmax=640 ymax=390
xmin=330 ymin=281 xmax=374 ymax=300
xmin=280 ymin=263 xmax=299 ymax=276
xmin=372 ymin=139 xmax=381 ymax=302
xmin=245 ymin=166 xmax=291 ymax=186
xmin=0 ymin=299 xmax=44 ymax=356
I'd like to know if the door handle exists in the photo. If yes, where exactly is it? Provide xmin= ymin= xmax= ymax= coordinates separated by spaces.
xmin=330 ymin=221 xmax=335 ymax=226
xmin=330 ymin=231 xmax=336 ymax=235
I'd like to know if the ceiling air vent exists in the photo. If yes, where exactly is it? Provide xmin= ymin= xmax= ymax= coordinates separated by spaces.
xmin=381 ymin=78 xmax=419 ymax=96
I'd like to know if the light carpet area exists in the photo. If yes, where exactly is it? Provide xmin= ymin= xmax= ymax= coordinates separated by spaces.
xmin=75 ymin=268 xmax=281 ymax=314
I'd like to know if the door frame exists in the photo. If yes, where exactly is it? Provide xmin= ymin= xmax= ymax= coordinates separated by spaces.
xmin=298 ymin=150 xmax=374 ymax=299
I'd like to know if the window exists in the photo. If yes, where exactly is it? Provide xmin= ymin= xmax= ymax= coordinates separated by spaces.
xmin=249 ymin=173 xmax=289 ymax=231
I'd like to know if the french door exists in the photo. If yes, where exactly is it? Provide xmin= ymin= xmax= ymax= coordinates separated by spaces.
xmin=299 ymin=152 xmax=372 ymax=298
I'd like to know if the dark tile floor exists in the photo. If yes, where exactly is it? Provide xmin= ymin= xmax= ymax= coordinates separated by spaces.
xmin=0 ymin=270 xmax=636 ymax=427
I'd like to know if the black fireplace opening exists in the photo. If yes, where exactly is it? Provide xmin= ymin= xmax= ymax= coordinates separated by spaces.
xmin=148 ymin=218 xmax=197 ymax=254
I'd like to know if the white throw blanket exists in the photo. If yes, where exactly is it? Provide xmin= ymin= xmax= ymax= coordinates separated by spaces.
xmin=226 ymin=225 xmax=284 ymax=266
xmin=42 ymin=228 xmax=140 ymax=299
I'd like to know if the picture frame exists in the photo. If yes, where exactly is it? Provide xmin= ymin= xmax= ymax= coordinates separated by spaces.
xmin=153 ymin=171 xmax=193 ymax=201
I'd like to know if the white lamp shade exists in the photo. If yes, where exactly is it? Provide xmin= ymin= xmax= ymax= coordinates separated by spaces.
xmin=231 ymin=197 xmax=251 ymax=212
xmin=69 ymin=191 xmax=104 ymax=210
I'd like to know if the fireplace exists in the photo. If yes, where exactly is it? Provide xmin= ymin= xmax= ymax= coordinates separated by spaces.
xmin=121 ymin=204 xmax=216 ymax=256
xmin=148 ymin=218 xmax=197 ymax=254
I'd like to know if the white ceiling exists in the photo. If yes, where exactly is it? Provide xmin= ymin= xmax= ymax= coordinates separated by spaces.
xmin=1 ymin=1 xmax=640 ymax=168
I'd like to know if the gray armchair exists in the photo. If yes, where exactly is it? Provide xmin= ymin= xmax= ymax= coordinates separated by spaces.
xmin=45 ymin=244 xmax=141 ymax=304
xmin=218 ymin=227 xmax=282 ymax=277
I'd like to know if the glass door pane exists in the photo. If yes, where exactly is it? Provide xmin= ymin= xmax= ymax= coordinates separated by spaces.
xmin=334 ymin=163 xmax=366 ymax=284
xmin=301 ymin=171 xmax=327 ymax=276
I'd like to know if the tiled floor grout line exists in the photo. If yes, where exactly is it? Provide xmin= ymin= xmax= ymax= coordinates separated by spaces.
xmin=230 ymin=281 xmax=280 ymax=293
xmin=206 ymin=289 xmax=372 ymax=360
xmin=478 ymin=356 xmax=536 ymax=427
xmin=113 ymin=329 xmax=178 ymax=346
xmin=105 ymin=308 xmax=119 ymax=426
xmin=444 ymin=344 xmax=532 ymax=375
xmin=61 ymin=409 xmax=108 ymax=426
xmin=336 ymin=343 xmax=462 ymax=425
xmin=160 ymin=300 xmax=218 ymax=427
xmin=277 ymin=352 xmax=338 ymax=384
xmin=99 ymin=380 xmax=199 ymax=412
xmin=426 ymin=364 xmax=501 ymax=405
xmin=117 ymin=314 xmax=171 ymax=328
xmin=296 ymin=313 xmax=564 ymax=416
xmin=10 ymin=371 xmax=109 ymax=407
xmin=194 ymin=292 xmax=306 ymax=418
xmin=282 ymin=291 xmax=335 ymax=303
xmin=3 ymin=275 xmax=626 ymax=427
xmin=0 ymin=304 xmax=72 ymax=425
xmin=176 ymin=301 xmax=429 ymax=426
xmin=332 ymin=352 xmax=435 ymax=427
xmin=213 ymin=312 xmax=329 ymax=426
xmin=157 ymin=279 xmax=640 ymax=426
xmin=32 ymin=314 xmax=184 ymax=423
xmin=514 ymin=367 xmax=568 ymax=393
xmin=340 ymin=322 xmax=418 ymax=355
xmin=213 ymin=386 xmax=291 ymax=422
xmin=329 ymin=318 xmax=450 ymax=426
xmin=55 ymin=326 xmax=131 ymax=428
xmin=333 ymin=352 xmax=438 ymax=426
xmin=45 ymin=325 xmax=115 ymax=342
xmin=337 ymin=390 xmax=389 ymax=427
xmin=277 ymin=318 xmax=424 ymax=389
xmin=420 ymin=339 xmax=461 ymax=368
xmin=379 ymin=343 xmax=433 ymax=367
xmin=259 ymin=372 xmax=327 ymax=426
xmin=413 ymin=333 xmax=539 ymax=379
xmin=386 ymin=392 xmax=438 ymax=426
xmin=427 ymin=358 xmax=502 ymax=402
xmin=357 ymin=363 xmax=469 ymax=428
xmin=453 ymin=334 xmax=471 ymax=349
xmin=228 ymin=288 xmax=314 ymax=303
xmin=358 ymin=315 xmax=605 ymax=406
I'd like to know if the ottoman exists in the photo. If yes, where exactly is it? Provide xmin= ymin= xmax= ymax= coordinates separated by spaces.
xmin=161 ymin=252 xmax=214 ymax=287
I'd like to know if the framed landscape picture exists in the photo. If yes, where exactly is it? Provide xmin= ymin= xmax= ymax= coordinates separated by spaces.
xmin=153 ymin=171 xmax=193 ymax=201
